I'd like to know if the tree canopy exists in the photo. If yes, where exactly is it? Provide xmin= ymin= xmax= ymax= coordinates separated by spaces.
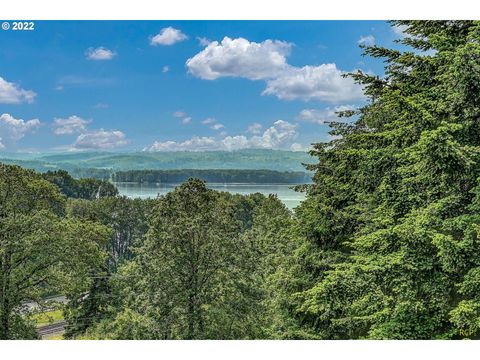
xmin=284 ymin=20 xmax=480 ymax=339
xmin=0 ymin=164 xmax=110 ymax=339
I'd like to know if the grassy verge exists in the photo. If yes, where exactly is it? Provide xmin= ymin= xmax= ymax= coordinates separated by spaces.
xmin=32 ymin=309 xmax=64 ymax=327
xmin=43 ymin=333 xmax=64 ymax=340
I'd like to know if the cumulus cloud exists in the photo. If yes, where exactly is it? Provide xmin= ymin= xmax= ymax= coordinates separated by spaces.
xmin=145 ymin=120 xmax=298 ymax=152
xmin=197 ymin=37 xmax=212 ymax=46
xmin=146 ymin=137 xmax=218 ymax=152
xmin=186 ymin=37 xmax=292 ymax=80
xmin=263 ymin=64 xmax=364 ymax=103
xmin=186 ymin=37 xmax=364 ymax=103
xmin=53 ymin=115 xmax=90 ymax=135
xmin=297 ymin=105 xmax=355 ymax=124
xmin=0 ymin=138 xmax=4 ymax=150
xmin=51 ymin=115 xmax=129 ymax=150
xmin=150 ymin=27 xmax=188 ymax=46
xmin=358 ymin=35 xmax=375 ymax=46
xmin=0 ymin=113 xmax=41 ymax=148
xmin=162 ymin=65 xmax=170 ymax=73
xmin=198 ymin=117 xmax=224 ymax=130
xmin=201 ymin=117 xmax=216 ymax=125
xmin=85 ymin=47 xmax=116 ymax=60
xmin=246 ymin=123 xmax=262 ymax=135
xmin=252 ymin=120 xmax=298 ymax=149
xmin=173 ymin=111 xmax=192 ymax=125
xmin=290 ymin=143 xmax=304 ymax=151
xmin=0 ymin=77 xmax=36 ymax=104
xmin=392 ymin=24 xmax=409 ymax=37
xmin=173 ymin=111 xmax=187 ymax=118
xmin=211 ymin=123 xmax=225 ymax=131
xmin=73 ymin=129 xmax=129 ymax=150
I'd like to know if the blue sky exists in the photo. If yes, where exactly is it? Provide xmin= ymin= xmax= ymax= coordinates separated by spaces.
xmin=0 ymin=20 xmax=404 ymax=153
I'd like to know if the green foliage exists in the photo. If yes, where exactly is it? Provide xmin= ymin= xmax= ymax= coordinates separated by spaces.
xmin=62 ymin=196 xmax=151 ymax=338
xmin=42 ymin=170 xmax=118 ymax=199
xmin=284 ymin=20 xmax=480 ymax=339
xmin=0 ymin=164 xmax=110 ymax=339
xmin=88 ymin=179 xmax=288 ymax=339
xmin=66 ymin=196 xmax=152 ymax=270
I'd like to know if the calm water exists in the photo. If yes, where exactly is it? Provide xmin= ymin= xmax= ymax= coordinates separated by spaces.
xmin=114 ymin=182 xmax=306 ymax=210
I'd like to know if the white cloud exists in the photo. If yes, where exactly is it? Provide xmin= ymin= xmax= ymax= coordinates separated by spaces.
xmin=53 ymin=115 xmax=90 ymax=135
xmin=50 ymin=115 xmax=129 ymax=150
xmin=0 ymin=138 xmax=4 ymax=150
xmin=186 ymin=37 xmax=292 ymax=80
xmin=358 ymin=35 xmax=375 ymax=46
xmin=162 ymin=65 xmax=170 ymax=73
xmin=145 ymin=120 xmax=298 ymax=152
xmin=290 ymin=143 xmax=304 ymax=151
xmin=150 ymin=27 xmax=188 ymax=46
xmin=173 ymin=111 xmax=191 ymax=125
xmin=0 ymin=113 xmax=41 ymax=148
xmin=211 ymin=123 xmax=225 ymax=131
xmin=173 ymin=110 xmax=187 ymax=118
xmin=246 ymin=123 xmax=262 ymax=135
xmin=85 ymin=47 xmax=116 ymax=61
xmin=297 ymin=105 xmax=355 ymax=124
xmin=263 ymin=64 xmax=364 ymax=103
xmin=197 ymin=37 xmax=212 ymax=46
xmin=186 ymin=37 xmax=364 ymax=103
xmin=250 ymin=120 xmax=298 ymax=149
xmin=73 ymin=129 xmax=129 ymax=150
xmin=201 ymin=117 xmax=216 ymax=125
xmin=199 ymin=117 xmax=225 ymax=130
xmin=146 ymin=137 xmax=219 ymax=152
xmin=0 ymin=77 xmax=36 ymax=104
xmin=392 ymin=24 xmax=409 ymax=37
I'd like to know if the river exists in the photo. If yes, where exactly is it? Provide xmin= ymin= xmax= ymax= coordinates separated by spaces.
xmin=114 ymin=182 xmax=306 ymax=210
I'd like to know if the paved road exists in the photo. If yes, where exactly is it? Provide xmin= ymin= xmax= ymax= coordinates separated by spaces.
xmin=38 ymin=321 xmax=67 ymax=339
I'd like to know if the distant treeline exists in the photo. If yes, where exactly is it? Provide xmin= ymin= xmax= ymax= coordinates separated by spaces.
xmin=0 ymin=159 xmax=312 ymax=184
xmin=110 ymin=169 xmax=312 ymax=184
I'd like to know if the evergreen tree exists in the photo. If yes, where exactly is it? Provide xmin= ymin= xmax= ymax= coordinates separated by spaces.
xmin=287 ymin=20 xmax=480 ymax=339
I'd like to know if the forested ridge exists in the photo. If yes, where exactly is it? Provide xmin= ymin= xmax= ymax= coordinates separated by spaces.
xmin=2 ymin=20 xmax=480 ymax=340
xmin=111 ymin=169 xmax=311 ymax=184
xmin=0 ymin=148 xmax=313 ymax=174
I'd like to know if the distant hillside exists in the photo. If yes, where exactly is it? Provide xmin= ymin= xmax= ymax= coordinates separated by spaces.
xmin=111 ymin=169 xmax=311 ymax=184
xmin=0 ymin=149 xmax=314 ymax=173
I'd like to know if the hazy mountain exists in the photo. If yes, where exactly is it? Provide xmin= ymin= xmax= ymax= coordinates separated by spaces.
xmin=0 ymin=149 xmax=314 ymax=174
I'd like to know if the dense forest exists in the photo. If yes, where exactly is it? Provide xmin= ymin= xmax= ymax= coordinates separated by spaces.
xmin=2 ymin=20 xmax=480 ymax=340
